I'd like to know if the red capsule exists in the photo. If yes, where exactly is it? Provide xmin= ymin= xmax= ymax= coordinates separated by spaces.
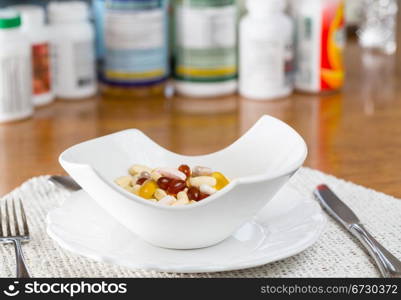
xmin=167 ymin=179 xmax=186 ymax=194
xmin=157 ymin=177 xmax=171 ymax=190
xmin=136 ymin=177 xmax=147 ymax=185
xmin=178 ymin=164 xmax=191 ymax=179
xmin=187 ymin=187 xmax=200 ymax=201
xmin=198 ymin=192 xmax=209 ymax=201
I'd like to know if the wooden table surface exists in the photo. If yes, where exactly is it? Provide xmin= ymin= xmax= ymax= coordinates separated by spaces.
xmin=1 ymin=40 xmax=401 ymax=197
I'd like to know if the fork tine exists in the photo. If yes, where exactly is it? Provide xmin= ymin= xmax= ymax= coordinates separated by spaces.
xmin=5 ymin=199 xmax=11 ymax=236
xmin=18 ymin=198 xmax=29 ymax=236
xmin=0 ymin=201 xmax=3 ymax=237
xmin=11 ymin=198 xmax=20 ymax=236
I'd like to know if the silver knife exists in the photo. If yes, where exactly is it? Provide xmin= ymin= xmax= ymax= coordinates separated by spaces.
xmin=49 ymin=175 xmax=82 ymax=191
xmin=314 ymin=184 xmax=401 ymax=278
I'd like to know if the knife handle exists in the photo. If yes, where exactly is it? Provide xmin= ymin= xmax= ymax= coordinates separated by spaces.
xmin=349 ymin=223 xmax=401 ymax=278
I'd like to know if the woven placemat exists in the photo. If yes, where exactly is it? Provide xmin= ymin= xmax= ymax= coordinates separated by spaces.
xmin=1 ymin=167 xmax=400 ymax=278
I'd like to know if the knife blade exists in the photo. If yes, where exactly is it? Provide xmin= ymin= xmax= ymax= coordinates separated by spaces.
xmin=313 ymin=184 xmax=401 ymax=278
xmin=49 ymin=175 xmax=82 ymax=191
xmin=313 ymin=184 xmax=359 ymax=228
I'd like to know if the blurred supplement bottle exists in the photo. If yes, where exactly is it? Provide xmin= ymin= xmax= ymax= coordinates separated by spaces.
xmin=345 ymin=0 xmax=364 ymax=29
xmin=358 ymin=0 xmax=398 ymax=55
xmin=100 ymin=0 xmax=169 ymax=98
xmin=0 ymin=9 xmax=33 ymax=123
xmin=237 ymin=0 xmax=246 ymax=17
xmin=10 ymin=5 xmax=54 ymax=107
xmin=173 ymin=0 xmax=238 ymax=98
xmin=93 ymin=0 xmax=106 ymax=62
xmin=239 ymin=0 xmax=294 ymax=100
xmin=48 ymin=1 xmax=97 ymax=99
xmin=292 ymin=0 xmax=345 ymax=94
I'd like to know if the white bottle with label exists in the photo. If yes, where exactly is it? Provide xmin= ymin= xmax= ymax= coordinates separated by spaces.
xmin=48 ymin=1 xmax=97 ymax=99
xmin=101 ymin=0 xmax=169 ymax=99
xmin=239 ymin=0 xmax=294 ymax=100
xmin=173 ymin=0 xmax=238 ymax=98
xmin=0 ymin=9 xmax=33 ymax=123
xmin=10 ymin=5 xmax=54 ymax=106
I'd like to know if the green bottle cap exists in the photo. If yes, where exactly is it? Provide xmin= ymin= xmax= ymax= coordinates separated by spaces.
xmin=0 ymin=10 xmax=21 ymax=29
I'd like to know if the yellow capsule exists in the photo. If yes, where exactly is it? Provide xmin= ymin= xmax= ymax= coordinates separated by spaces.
xmin=139 ymin=180 xmax=157 ymax=199
xmin=212 ymin=172 xmax=229 ymax=190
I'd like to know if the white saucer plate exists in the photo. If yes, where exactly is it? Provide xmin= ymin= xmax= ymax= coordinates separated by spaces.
xmin=47 ymin=184 xmax=326 ymax=273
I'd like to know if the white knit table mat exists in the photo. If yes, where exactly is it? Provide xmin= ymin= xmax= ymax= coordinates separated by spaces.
xmin=1 ymin=167 xmax=400 ymax=278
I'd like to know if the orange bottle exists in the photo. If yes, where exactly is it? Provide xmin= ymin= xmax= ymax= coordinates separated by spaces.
xmin=292 ymin=0 xmax=345 ymax=93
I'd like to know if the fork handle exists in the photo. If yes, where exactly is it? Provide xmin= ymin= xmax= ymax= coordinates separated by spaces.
xmin=349 ymin=224 xmax=401 ymax=278
xmin=11 ymin=239 xmax=30 ymax=278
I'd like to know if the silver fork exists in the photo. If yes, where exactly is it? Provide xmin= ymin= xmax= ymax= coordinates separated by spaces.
xmin=0 ymin=197 xmax=31 ymax=278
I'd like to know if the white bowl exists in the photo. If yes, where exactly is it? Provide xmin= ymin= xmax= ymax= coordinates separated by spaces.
xmin=59 ymin=115 xmax=307 ymax=249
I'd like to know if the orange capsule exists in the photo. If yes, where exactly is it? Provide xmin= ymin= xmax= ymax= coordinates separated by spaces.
xmin=139 ymin=180 xmax=157 ymax=199
xmin=211 ymin=172 xmax=229 ymax=190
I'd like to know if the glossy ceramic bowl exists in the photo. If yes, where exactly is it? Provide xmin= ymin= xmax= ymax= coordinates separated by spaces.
xmin=59 ymin=115 xmax=307 ymax=249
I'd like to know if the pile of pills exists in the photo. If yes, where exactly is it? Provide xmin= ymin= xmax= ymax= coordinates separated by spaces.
xmin=115 ymin=164 xmax=230 ymax=206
